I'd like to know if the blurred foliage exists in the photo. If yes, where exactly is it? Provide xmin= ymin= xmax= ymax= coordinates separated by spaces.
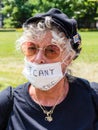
xmin=0 ymin=0 xmax=98 ymax=28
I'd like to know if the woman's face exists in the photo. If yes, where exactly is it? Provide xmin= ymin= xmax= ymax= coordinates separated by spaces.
xmin=21 ymin=30 xmax=73 ymax=73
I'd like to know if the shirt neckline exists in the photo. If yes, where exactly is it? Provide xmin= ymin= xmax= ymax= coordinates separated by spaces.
xmin=23 ymin=80 xmax=74 ymax=111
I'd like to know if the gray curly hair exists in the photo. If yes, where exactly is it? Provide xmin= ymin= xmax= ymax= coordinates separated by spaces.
xmin=16 ymin=16 xmax=76 ymax=58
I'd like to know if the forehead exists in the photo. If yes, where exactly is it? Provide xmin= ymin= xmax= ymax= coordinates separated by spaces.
xmin=22 ymin=29 xmax=67 ymax=48
xmin=28 ymin=31 xmax=53 ymax=47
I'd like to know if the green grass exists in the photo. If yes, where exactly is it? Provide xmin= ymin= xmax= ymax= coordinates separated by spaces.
xmin=79 ymin=31 xmax=98 ymax=62
xmin=0 ymin=31 xmax=98 ymax=90
xmin=0 ymin=32 xmax=27 ymax=90
xmin=0 ymin=32 xmax=22 ymax=57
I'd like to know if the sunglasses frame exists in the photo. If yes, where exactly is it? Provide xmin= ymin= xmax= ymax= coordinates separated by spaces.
xmin=22 ymin=41 xmax=63 ymax=59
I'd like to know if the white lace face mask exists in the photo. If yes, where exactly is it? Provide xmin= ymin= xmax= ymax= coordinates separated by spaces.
xmin=22 ymin=59 xmax=64 ymax=91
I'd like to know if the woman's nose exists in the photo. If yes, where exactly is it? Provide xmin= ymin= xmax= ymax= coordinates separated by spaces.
xmin=33 ymin=49 xmax=45 ymax=64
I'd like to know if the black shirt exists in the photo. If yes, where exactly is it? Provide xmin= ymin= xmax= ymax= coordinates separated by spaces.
xmin=0 ymin=76 xmax=98 ymax=130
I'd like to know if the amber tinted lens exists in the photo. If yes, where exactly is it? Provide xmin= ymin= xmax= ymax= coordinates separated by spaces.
xmin=26 ymin=42 xmax=37 ymax=56
xmin=45 ymin=44 xmax=61 ymax=59
xmin=23 ymin=42 xmax=61 ymax=59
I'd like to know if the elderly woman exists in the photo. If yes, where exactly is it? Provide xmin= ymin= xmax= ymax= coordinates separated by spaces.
xmin=0 ymin=8 xmax=98 ymax=130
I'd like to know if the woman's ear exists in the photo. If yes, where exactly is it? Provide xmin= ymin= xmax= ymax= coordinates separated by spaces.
xmin=65 ymin=55 xmax=73 ymax=66
xmin=63 ymin=50 xmax=76 ymax=66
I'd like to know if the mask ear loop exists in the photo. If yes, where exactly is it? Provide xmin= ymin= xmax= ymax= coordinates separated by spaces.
xmin=61 ymin=48 xmax=75 ymax=63
xmin=61 ymin=49 xmax=76 ymax=76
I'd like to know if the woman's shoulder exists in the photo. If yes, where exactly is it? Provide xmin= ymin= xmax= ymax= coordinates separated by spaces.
xmin=0 ymin=82 xmax=30 ymax=104
xmin=67 ymin=74 xmax=98 ymax=93
xmin=68 ymin=75 xmax=98 ymax=101
xmin=72 ymin=76 xmax=98 ymax=93
xmin=0 ymin=86 xmax=13 ymax=105
xmin=67 ymin=74 xmax=90 ymax=87
xmin=14 ymin=82 xmax=30 ymax=92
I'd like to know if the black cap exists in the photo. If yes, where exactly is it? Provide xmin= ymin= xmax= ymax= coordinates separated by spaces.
xmin=23 ymin=8 xmax=81 ymax=55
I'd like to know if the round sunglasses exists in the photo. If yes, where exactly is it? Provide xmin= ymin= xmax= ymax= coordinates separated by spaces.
xmin=22 ymin=42 xmax=62 ymax=59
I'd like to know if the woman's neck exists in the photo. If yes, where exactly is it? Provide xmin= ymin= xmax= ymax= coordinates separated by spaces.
xmin=29 ymin=77 xmax=69 ymax=106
